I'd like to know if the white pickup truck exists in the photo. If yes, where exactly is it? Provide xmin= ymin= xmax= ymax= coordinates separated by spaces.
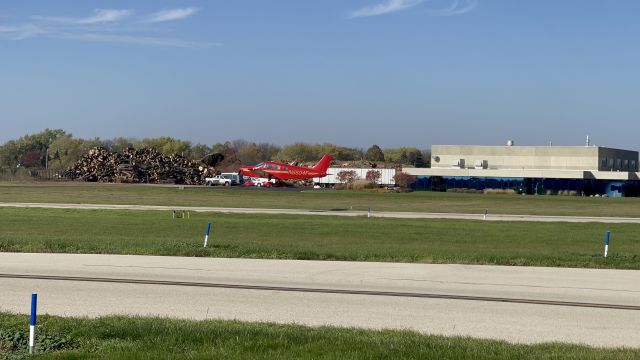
xmin=205 ymin=175 xmax=235 ymax=186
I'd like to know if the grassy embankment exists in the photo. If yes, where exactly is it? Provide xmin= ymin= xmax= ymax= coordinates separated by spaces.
xmin=1 ymin=207 xmax=638 ymax=269
xmin=1 ymin=312 xmax=638 ymax=359
xmin=2 ymin=183 xmax=640 ymax=217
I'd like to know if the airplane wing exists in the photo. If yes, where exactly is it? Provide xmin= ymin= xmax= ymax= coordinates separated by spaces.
xmin=266 ymin=171 xmax=287 ymax=181
xmin=247 ymin=169 xmax=286 ymax=181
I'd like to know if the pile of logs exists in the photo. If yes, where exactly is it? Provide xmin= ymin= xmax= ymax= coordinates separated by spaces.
xmin=68 ymin=147 xmax=233 ymax=185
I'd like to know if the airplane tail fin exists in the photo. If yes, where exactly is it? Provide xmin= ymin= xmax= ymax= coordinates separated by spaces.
xmin=313 ymin=154 xmax=333 ymax=174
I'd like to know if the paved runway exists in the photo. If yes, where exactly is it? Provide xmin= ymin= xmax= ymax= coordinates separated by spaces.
xmin=2 ymin=201 xmax=640 ymax=223
xmin=1 ymin=253 xmax=639 ymax=347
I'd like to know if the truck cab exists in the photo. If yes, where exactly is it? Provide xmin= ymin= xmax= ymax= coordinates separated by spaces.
xmin=205 ymin=175 xmax=235 ymax=186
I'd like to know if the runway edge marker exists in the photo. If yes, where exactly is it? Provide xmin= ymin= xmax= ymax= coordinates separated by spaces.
xmin=29 ymin=292 xmax=37 ymax=354
xmin=204 ymin=222 xmax=212 ymax=247
xmin=604 ymin=230 xmax=611 ymax=257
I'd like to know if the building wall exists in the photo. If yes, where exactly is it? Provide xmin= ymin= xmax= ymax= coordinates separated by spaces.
xmin=597 ymin=147 xmax=639 ymax=171
xmin=406 ymin=168 xmax=640 ymax=181
xmin=410 ymin=176 xmax=636 ymax=197
xmin=431 ymin=145 xmax=601 ymax=170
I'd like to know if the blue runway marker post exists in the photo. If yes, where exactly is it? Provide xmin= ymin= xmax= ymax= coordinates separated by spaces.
xmin=483 ymin=209 xmax=488 ymax=220
xmin=29 ymin=293 xmax=37 ymax=354
xmin=204 ymin=222 xmax=212 ymax=247
xmin=368 ymin=208 xmax=371 ymax=218
xmin=604 ymin=231 xmax=611 ymax=258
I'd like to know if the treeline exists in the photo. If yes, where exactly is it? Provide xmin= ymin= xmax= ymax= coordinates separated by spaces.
xmin=0 ymin=129 xmax=430 ymax=173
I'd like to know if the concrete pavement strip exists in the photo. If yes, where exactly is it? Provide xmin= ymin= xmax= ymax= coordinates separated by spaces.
xmin=2 ymin=202 xmax=640 ymax=223
xmin=1 ymin=253 xmax=640 ymax=347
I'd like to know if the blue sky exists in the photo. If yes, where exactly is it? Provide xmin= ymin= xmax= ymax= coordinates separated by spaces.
xmin=1 ymin=0 xmax=639 ymax=149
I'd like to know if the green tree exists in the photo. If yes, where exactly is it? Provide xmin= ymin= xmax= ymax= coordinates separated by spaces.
xmin=256 ymin=142 xmax=281 ymax=162
xmin=421 ymin=149 xmax=431 ymax=168
xmin=221 ymin=139 xmax=280 ymax=164
xmin=189 ymin=144 xmax=211 ymax=160
xmin=236 ymin=143 xmax=261 ymax=165
xmin=135 ymin=136 xmax=191 ymax=155
xmin=1 ymin=129 xmax=67 ymax=168
xmin=49 ymin=135 xmax=102 ymax=171
xmin=333 ymin=146 xmax=363 ymax=161
xmin=399 ymin=151 xmax=408 ymax=164
xmin=0 ymin=140 xmax=21 ymax=169
xmin=383 ymin=147 xmax=424 ymax=164
xmin=413 ymin=151 xmax=427 ymax=168
xmin=318 ymin=143 xmax=362 ymax=161
xmin=211 ymin=142 xmax=231 ymax=155
xmin=275 ymin=142 xmax=319 ymax=162
xmin=275 ymin=142 xmax=362 ymax=163
xmin=103 ymin=137 xmax=135 ymax=153
xmin=365 ymin=145 xmax=385 ymax=162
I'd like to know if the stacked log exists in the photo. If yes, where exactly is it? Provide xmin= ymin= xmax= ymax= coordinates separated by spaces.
xmin=68 ymin=147 xmax=232 ymax=185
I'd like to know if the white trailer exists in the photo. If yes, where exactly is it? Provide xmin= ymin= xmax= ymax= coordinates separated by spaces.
xmin=313 ymin=168 xmax=396 ymax=186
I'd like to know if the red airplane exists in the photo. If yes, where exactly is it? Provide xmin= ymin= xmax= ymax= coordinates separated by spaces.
xmin=239 ymin=154 xmax=332 ymax=181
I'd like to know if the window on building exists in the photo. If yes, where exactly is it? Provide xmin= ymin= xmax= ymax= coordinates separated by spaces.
xmin=617 ymin=159 xmax=622 ymax=169
xmin=601 ymin=157 xmax=607 ymax=168
xmin=632 ymin=161 xmax=637 ymax=172
xmin=608 ymin=158 xmax=614 ymax=168
xmin=624 ymin=160 xmax=629 ymax=170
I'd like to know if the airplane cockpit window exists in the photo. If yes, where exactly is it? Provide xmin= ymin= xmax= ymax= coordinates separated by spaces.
xmin=255 ymin=163 xmax=265 ymax=169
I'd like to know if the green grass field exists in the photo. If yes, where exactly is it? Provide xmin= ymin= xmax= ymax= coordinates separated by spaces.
xmin=1 ymin=182 xmax=640 ymax=217
xmin=1 ymin=207 xmax=638 ymax=269
xmin=1 ymin=312 xmax=638 ymax=359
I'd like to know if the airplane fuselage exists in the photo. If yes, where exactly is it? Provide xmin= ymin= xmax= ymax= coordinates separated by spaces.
xmin=240 ymin=163 xmax=326 ymax=180
xmin=239 ymin=155 xmax=332 ymax=181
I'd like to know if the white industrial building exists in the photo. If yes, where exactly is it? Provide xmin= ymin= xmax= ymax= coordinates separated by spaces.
xmin=404 ymin=142 xmax=640 ymax=197
xmin=313 ymin=168 xmax=396 ymax=186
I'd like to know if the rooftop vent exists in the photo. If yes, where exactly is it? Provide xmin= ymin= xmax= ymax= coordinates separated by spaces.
xmin=507 ymin=140 xmax=514 ymax=146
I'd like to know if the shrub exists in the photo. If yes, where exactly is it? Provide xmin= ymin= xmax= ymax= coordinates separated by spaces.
xmin=0 ymin=329 xmax=76 ymax=355
xmin=555 ymin=190 xmax=577 ymax=196
xmin=346 ymin=179 xmax=374 ymax=190
xmin=446 ymin=188 xmax=482 ymax=194
xmin=365 ymin=170 xmax=382 ymax=184
xmin=483 ymin=188 xmax=517 ymax=195
xmin=393 ymin=172 xmax=417 ymax=188
xmin=336 ymin=170 xmax=358 ymax=184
